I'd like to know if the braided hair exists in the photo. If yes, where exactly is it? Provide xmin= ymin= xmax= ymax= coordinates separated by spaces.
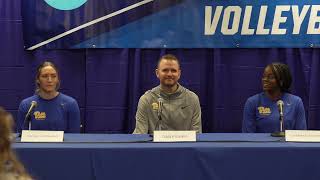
xmin=268 ymin=63 xmax=292 ymax=93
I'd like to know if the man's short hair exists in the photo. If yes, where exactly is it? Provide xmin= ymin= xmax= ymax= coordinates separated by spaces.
xmin=157 ymin=54 xmax=180 ymax=68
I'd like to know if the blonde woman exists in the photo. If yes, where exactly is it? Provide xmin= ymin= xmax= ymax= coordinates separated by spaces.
xmin=0 ymin=107 xmax=32 ymax=180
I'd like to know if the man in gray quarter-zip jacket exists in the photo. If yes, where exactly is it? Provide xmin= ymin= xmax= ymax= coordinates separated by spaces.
xmin=133 ymin=54 xmax=202 ymax=134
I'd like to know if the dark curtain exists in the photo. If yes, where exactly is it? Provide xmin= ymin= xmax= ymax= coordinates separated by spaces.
xmin=0 ymin=0 xmax=319 ymax=133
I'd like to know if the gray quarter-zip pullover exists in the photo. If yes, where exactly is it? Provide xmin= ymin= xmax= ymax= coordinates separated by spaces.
xmin=133 ymin=84 xmax=202 ymax=134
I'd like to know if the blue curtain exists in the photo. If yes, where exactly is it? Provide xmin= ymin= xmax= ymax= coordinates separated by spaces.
xmin=0 ymin=0 xmax=319 ymax=133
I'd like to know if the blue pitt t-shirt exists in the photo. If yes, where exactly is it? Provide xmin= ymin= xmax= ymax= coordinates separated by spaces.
xmin=17 ymin=93 xmax=80 ymax=133
xmin=242 ymin=92 xmax=307 ymax=133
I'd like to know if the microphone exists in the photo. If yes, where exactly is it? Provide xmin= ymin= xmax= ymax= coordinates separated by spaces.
xmin=277 ymin=100 xmax=284 ymax=117
xmin=271 ymin=100 xmax=285 ymax=137
xmin=157 ymin=97 xmax=163 ymax=118
xmin=26 ymin=101 xmax=37 ymax=118
xmin=155 ymin=97 xmax=164 ymax=131
xmin=25 ymin=101 xmax=37 ymax=130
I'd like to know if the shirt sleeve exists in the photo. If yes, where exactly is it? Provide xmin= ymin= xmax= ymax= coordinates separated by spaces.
xmin=133 ymin=96 xmax=149 ymax=134
xmin=242 ymin=98 xmax=257 ymax=133
xmin=191 ymin=95 xmax=202 ymax=133
xmin=294 ymin=98 xmax=307 ymax=130
xmin=66 ymin=100 xmax=81 ymax=133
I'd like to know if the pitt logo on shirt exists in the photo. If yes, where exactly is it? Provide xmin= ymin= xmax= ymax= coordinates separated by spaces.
xmin=152 ymin=102 xmax=159 ymax=111
xmin=258 ymin=106 xmax=271 ymax=115
xmin=33 ymin=111 xmax=46 ymax=120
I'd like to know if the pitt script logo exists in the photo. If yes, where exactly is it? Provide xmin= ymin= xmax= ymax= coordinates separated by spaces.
xmin=152 ymin=102 xmax=159 ymax=111
xmin=258 ymin=106 xmax=271 ymax=116
xmin=33 ymin=111 xmax=46 ymax=120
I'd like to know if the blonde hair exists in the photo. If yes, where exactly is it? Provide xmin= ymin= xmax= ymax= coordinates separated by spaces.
xmin=0 ymin=107 xmax=32 ymax=179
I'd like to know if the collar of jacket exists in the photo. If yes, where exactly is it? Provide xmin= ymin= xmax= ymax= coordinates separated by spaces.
xmin=151 ymin=83 xmax=185 ymax=100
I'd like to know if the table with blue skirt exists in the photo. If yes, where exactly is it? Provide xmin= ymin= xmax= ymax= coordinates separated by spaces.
xmin=13 ymin=133 xmax=320 ymax=180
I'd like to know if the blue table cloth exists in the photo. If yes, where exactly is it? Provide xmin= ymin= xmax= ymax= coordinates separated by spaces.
xmin=13 ymin=133 xmax=320 ymax=180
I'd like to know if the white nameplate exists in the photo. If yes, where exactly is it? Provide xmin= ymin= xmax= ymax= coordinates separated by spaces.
xmin=21 ymin=130 xmax=64 ymax=142
xmin=153 ymin=131 xmax=196 ymax=142
xmin=285 ymin=130 xmax=320 ymax=142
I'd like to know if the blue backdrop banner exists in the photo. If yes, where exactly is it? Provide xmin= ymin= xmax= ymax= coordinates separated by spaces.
xmin=22 ymin=0 xmax=320 ymax=49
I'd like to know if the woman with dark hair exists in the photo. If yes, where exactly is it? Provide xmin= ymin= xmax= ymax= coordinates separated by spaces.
xmin=0 ymin=107 xmax=32 ymax=180
xmin=242 ymin=63 xmax=307 ymax=133
xmin=17 ymin=61 xmax=80 ymax=133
